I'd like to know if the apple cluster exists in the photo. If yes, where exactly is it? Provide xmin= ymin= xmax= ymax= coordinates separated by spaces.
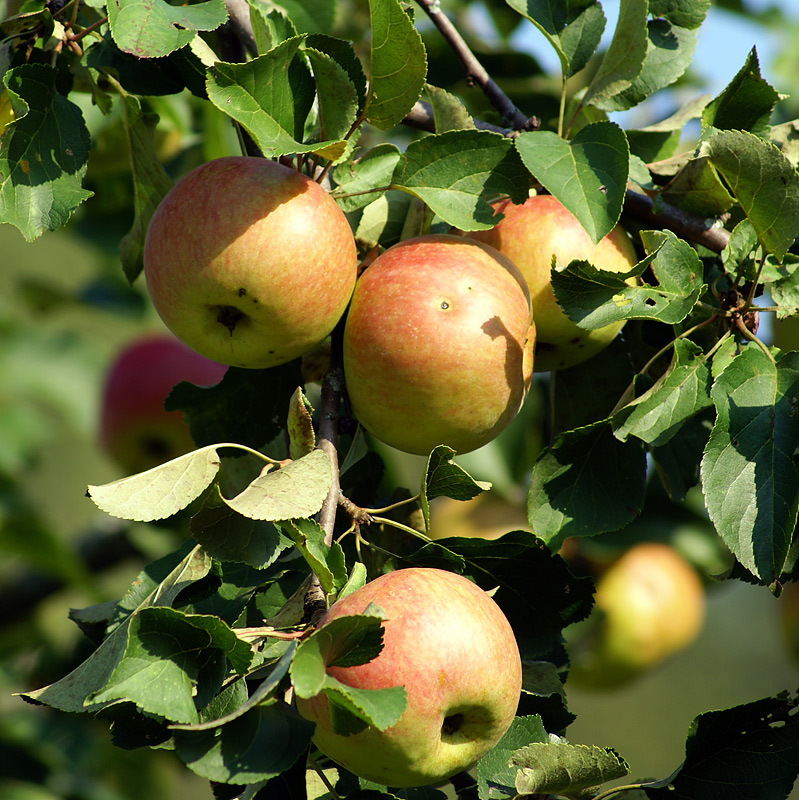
xmin=143 ymin=157 xmax=637 ymax=459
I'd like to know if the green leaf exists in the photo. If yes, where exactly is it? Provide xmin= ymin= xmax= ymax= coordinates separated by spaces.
xmin=661 ymin=156 xmax=736 ymax=218
xmin=515 ymin=122 xmax=629 ymax=243
xmin=703 ymin=129 xmax=799 ymax=260
xmin=88 ymin=607 xmax=253 ymax=722
xmin=107 ymin=0 xmax=228 ymax=58
xmin=172 ymin=642 xmax=297 ymax=732
xmin=0 ymin=64 xmax=92 ymax=240
xmin=323 ymin=674 xmax=407 ymax=734
xmin=290 ymin=607 xmax=387 ymax=699
xmin=582 ymin=0 xmax=648 ymax=108
xmin=354 ymin=190 xmax=412 ymax=250
xmin=332 ymin=143 xmax=401 ymax=212
xmin=392 ymin=129 xmax=529 ymax=230
xmin=304 ymin=46 xmax=359 ymax=144
xmin=166 ymin=361 xmax=303 ymax=451
xmin=649 ymin=0 xmax=710 ymax=29
xmin=306 ymin=34 xmax=368 ymax=112
xmin=527 ymin=422 xmax=647 ymax=550
xmin=553 ymin=230 xmax=705 ymax=329
xmin=173 ymin=702 xmax=314 ymax=784
xmin=249 ymin=5 xmax=298 ymax=52
xmin=118 ymin=95 xmax=174 ymax=282
xmin=505 ymin=0 xmax=605 ymax=78
xmin=700 ymin=347 xmax=799 ymax=584
xmin=190 ymin=486 xmax=292 ymax=569
xmin=279 ymin=517 xmax=346 ymax=595
xmin=87 ymin=446 xmax=222 ymax=522
xmin=273 ymin=0 xmax=336 ymax=34
xmin=420 ymin=445 xmax=491 ymax=531
xmin=613 ymin=339 xmax=713 ymax=446
xmin=601 ymin=16 xmax=703 ymax=112
xmin=512 ymin=741 xmax=629 ymax=795
xmin=19 ymin=545 xmax=212 ymax=712
xmin=206 ymin=41 xmax=343 ymax=159
xmin=701 ymin=48 xmax=781 ymax=139
xmin=223 ymin=449 xmax=333 ymax=522
xmin=426 ymin=84 xmax=476 ymax=133
xmin=406 ymin=532 xmax=595 ymax=663
xmin=287 ymin=386 xmax=316 ymax=459
xmin=366 ymin=0 xmax=427 ymax=130
xmin=476 ymin=715 xmax=549 ymax=798
xmin=646 ymin=692 xmax=799 ymax=800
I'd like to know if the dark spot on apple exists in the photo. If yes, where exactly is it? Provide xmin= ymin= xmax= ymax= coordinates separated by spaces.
xmin=570 ymin=337 xmax=581 ymax=344
xmin=441 ymin=301 xmax=450 ymax=309
xmin=237 ymin=287 xmax=247 ymax=297
xmin=442 ymin=713 xmax=464 ymax=737
xmin=215 ymin=305 xmax=247 ymax=335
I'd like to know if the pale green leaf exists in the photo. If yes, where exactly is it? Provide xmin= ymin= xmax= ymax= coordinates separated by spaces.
xmin=88 ymin=446 xmax=222 ymax=522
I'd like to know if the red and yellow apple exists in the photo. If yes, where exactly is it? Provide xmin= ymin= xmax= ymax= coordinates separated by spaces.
xmin=462 ymin=194 xmax=638 ymax=372
xmin=342 ymin=234 xmax=535 ymax=456
xmin=295 ymin=568 xmax=522 ymax=787
xmin=567 ymin=542 xmax=705 ymax=689
xmin=143 ymin=156 xmax=357 ymax=368
xmin=99 ymin=334 xmax=227 ymax=474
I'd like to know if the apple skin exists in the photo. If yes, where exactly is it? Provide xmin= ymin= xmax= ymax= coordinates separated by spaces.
xmin=567 ymin=542 xmax=705 ymax=689
xmin=143 ymin=156 xmax=357 ymax=368
xmin=342 ymin=234 xmax=535 ymax=456
xmin=462 ymin=194 xmax=638 ymax=372
xmin=295 ymin=568 xmax=522 ymax=787
xmin=99 ymin=334 xmax=227 ymax=474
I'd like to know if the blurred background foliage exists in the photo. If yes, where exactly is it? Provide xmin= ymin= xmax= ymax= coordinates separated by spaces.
xmin=1 ymin=0 xmax=799 ymax=798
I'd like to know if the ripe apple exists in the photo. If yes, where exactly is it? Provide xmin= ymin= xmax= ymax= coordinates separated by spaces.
xmin=428 ymin=493 xmax=533 ymax=540
xmin=295 ymin=567 xmax=522 ymax=787
xmin=99 ymin=334 xmax=227 ymax=474
xmin=342 ymin=234 xmax=535 ymax=456
xmin=566 ymin=542 xmax=705 ymax=689
xmin=143 ymin=156 xmax=357 ymax=368
xmin=461 ymin=194 xmax=638 ymax=372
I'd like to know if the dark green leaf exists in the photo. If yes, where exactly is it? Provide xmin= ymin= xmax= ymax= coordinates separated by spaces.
xmin=661 ymin=156 xmax=736 ymax=218
xmin=645 ymin=692 xmax=799 ymax=800
xmin=306 ymin=34 xmax=368 ymax=111
xmin=426 ymin=84 xmax=476 ymax=132
xmin=701 ymin=48 xmax=781 ymax=139
xmin=323 ymin=674 xmax=407 ymax=734
xmin=515 ymin=122 xmax=629 ymax=243
xmin=704 ymin=129 xmax=799 ymax=260
xmin=173 ymin=702 xmax=313 ymax=784
xmin=613 ymin=339 xmax=713 ymax=446
xmin=166 ymin=361 xmax=303 ymax=451
xmin=304 ymin=46 xmax=359 ymax=144
xmin=392 ymin=130 xmax=529 ymax=231
xmin=406 ymin=532 xmax=595 ymax=662
xmin=279 ymin=517 xmax=346 ymax=595
xmin=527 ymin=422 xmax=647 ymax=549
xmin=421 ymin=445 xmax=491 ymax=530
xmin=0 ymin=64 xmax=92 ymax=240
xmin=366 ymin=0 xmax=427 ymax=130
xmin=505 ymin=0 xmax=605 ymax=78
xmin=107 ymin=0 xmax=227 ymax=59
xmin=190 ymin=486 xmax=292 ymax=569
xmin=700 ymin=347 xmax=799 ymax=584
xmin=332 ymin=143 xmax=401 ymax=212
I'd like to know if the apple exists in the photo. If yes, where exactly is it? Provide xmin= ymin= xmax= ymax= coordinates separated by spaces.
xmin=566 ymin=542 xmax=705 ymax=689
xmin=461 ymin=194 xmax=638 ymax=372
xmin=99 ymin=334 xmax=228 ymax=474
xmin=295 ymin=567 xmax=522 ymax=787
xmin=428 ymin=493 xmax=533 ymax=540
xmin=143 ymin=156 xmax=357 ymax=368
xmin=342 ymin=234 xmax=535 ymax=456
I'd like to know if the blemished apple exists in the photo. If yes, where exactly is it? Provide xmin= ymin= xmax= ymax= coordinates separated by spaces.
xmin=143 ymin=156 xmax=357 ymax=368
xmin=99 ymin=334 xmax=227 ymax=474
xmin=342 ymin=234 xmax=535 ymax=456
xmin=295 ymin=568 xmax=522 ymax=787
xmin=462 ymin=194 xmax=638 ymax=372
xmin=566 ymin=542 xmax=705 ymax=689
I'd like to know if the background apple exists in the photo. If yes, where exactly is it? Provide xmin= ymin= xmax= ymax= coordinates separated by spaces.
xmin=566 ymin=542 xmax=706 ymax=690
xmin=343 ymin=234 xmax=535 ymax=456
xmin=462 ymin=194 xmax=638 ymax=372
xmin=143 ymin=156 xmax=357 ymax=368
xmin=99 ymin=333 xmax=227 ymax=474
xmin=295 ymin=567 xmax=522 ymax=787
xmin=428 ymin=493 xmax=533 ymax=540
